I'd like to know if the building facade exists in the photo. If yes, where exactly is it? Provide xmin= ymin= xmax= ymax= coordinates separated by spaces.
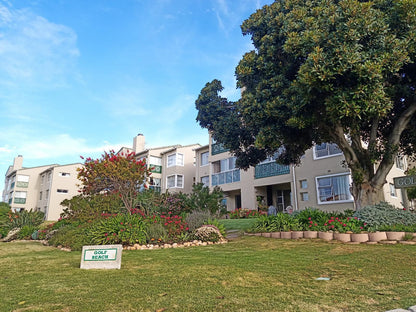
xmin=2 ymin=156 xmax=82 ymax=220
xmin=194 ymin=136 xmax=410 ymax=212
xmin=124 ymin=134 xmax=200 ymax=194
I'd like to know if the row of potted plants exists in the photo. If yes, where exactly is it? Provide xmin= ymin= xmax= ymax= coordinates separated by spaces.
xmin=250 ymin=230 xmax=415 ymax=243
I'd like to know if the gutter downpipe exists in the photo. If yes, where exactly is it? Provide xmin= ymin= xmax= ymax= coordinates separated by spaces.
xmin=292 ymin=165 xmax=299 ymax=211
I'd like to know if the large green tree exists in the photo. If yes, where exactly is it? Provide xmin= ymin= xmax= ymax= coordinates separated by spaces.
xmin=196 ymin=0 xmax=416 ymax=209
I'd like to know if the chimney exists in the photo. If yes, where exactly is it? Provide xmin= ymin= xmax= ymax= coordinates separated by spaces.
xmin=13 ymin=155 xmax=23 ymax=170
xmin=133 ymin=134 xmax=145 ymax=153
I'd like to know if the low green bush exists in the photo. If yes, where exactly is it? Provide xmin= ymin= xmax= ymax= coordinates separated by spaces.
xmin=205 ymin=218 xmax=226 ymax=236
xmin=87 ymin=214 xmax=148 ymax=245
xmin=17 ymin=225 xmax=37 ymax=239
xmin=8 ymin=210 xmax=44 ymax=229
xmin=353 ymin=202 xmax=416 ymax=228
xmin=250 ymin=213 xmax=298 ymax=232
xmin=185 ymin=210 xmax=212 ymax=232
xmin=146 ymin=223 xmax=168 ymax=244
xmin=48 ymin=223 xmax=91 ymax=251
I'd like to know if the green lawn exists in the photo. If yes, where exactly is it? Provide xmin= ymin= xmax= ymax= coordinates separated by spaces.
xmin=1 ymin=238 xmax=415 ymax=312
xmin=218 ymin=218 xmax=257 ymax=231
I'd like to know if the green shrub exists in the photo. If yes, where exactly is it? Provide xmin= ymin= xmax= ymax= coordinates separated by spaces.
xmin=48 ymin=223 xmax=91 ymax=251
xmin=353 ymin=202 xmax=416 ymax=228
xmin=249 ymin=213 xmax=297 ymax=232
xmin=205 ymin=218 xmax=226 ymax=236
xmin=87 ymin=214 xmax=148 ymax=245
xmin=185 ymin=210 xmax=212 ymax=232
xmin=376 ymin=224 xmax=416 ymax=232
xmin=8 ymin=210 xmax=44 ymax=229
xmin=17 ymin=225 xmax=37 ymax=239
xmin=146 ymin=223 xmax=168 ymax=244
xmin=0 ymin=204 xmax=11 ymax=238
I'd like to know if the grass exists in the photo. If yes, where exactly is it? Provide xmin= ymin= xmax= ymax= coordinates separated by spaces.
xmin=218 ymin=218 xmax=257 ymax=231
xmin=1 ymin=238 xmax=416 ymax=312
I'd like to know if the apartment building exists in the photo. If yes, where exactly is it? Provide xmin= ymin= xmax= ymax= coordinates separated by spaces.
xmin=123 ymin=134 xmax=200 ymax=194
xmin=37 ymin=163 xmax=83 ymax=220
xmin=2 ymin=156 xmax=82 ymax=220
xmin=195 ymin=137 xmax=410 ymax=212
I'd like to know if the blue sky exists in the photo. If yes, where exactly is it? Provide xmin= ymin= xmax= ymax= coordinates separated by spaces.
xmin=0 ymin=0 xmax=274 ymax=182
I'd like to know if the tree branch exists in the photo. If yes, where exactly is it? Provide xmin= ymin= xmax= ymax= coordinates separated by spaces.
xmin=373 ymin=101 xmax=416 ymax=186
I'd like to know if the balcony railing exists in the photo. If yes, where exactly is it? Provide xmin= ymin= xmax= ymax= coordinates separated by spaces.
xmin=212 ymin=169 xmax=240 ymax=186
xmin=211 ymin=143 xmax=229 ymax=155
xmin=149 ymin=186 xmax=161 ymax=193
xmin=255 ymin=162 xmax=290 ymax=179
xmin=16 ymin=181 xmax=29 ymax=188
xmin=14 ymin=198 xmax=26 ymax=204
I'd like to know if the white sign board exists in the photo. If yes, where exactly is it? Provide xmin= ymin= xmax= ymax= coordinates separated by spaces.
xmin=80 ymin=245 xmax=122 ymax=269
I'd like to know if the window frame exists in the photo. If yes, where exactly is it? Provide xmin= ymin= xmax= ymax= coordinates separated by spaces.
xmin=201 ymin=152 xmax=209 ymax=167
xmin=166 ymin=174 xmax=184 ymax=189
xmin=167 ymin=153 xmax=184 ymax=168
xmin=313 ymin=143 xmax=343 ymax=160
xmin=315 ymin=173 xmax=353 ymax=205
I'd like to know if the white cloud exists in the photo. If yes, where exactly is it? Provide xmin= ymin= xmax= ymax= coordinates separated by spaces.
xmin=0 ymin=2 xmax=80 ymax=88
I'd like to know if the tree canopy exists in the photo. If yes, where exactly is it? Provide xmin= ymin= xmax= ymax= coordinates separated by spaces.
xmin=195 ymin=0 xmax=416 ymax=208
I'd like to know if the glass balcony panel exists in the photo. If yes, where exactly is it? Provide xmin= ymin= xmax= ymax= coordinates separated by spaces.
xmin=255 ymin=162 xmax=290 ymax=179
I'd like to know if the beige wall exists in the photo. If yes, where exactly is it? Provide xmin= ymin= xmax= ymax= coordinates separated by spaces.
xmin=39 ymin=164 xmax=83 ymax=221
xmin=162 ymin=144 xmax=200 ymax=194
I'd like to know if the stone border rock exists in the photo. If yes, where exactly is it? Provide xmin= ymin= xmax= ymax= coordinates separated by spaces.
xmin=385 ymin=305 xmax=416 ymax=312
xmin=123 ymin=239 xmax=227 ymax=250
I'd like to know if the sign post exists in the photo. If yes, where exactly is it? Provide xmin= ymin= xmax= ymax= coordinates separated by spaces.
xmin=80 ymin=245 xmax=122 ymax=269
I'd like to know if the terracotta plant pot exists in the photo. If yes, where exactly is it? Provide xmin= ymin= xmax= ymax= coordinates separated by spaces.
xmin=351 ymin=233 xmax=369 ymax=243
xmin=271 ymin=232 xmax=281 ymax=239
xmin=281 ymin=232 xmax=292 ymax=239
xmin=291 ymin=231 xmax=304 ymax=239
xmin=254 ymin=233 xmax=262 ymax=237
xmin=334 ymin=232 xmax=351 ymax=243
xmin=386 ymin=232 xmax=405 ymax=241
xmin=303 ymin=231 xmax=318 ymax=239
xmin=369 ymin=231 xmax=387 ymax=242
xmin=261 ymin=232 xmax=271 ymax=238
xmin=318 ymin=231 xmax=334 ymax=241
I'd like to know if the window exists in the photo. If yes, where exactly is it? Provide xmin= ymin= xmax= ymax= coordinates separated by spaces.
xmin=46 ymin=190 xmax=49 ymax=200
xmin=16 ymin=175 xmax=29 ymax=188
xmin=314 ymin=143 xmax=342 ymax=159
xmin=167 ymin=175 xmax=184 ymax=188
xmin=300 ymin=192 xmax=309 ymax=201
xmin=389 ymin=183 xmax=397 ymax=197
xmin=167 ymin=153 xmax=184 ymax=167
xmin=57 ymin=189 xmax=69 ymax=194
xmin=59 ymin=172 xmax=70 ymax=177
xmin=14 ymin=191 xmax=27 ymax=204
xmin=316 ymin=173 xmax=353 ymax=204
xmin=300 ymin=180 xmax=308 ymax=189
xmin=201 ymin=152 xmax=209 ymax=166
xmin=395 ymin=156 xmax=406 ymax=170
xmin=39 ymin=192 xmax=42 ymax=200
xmin=201 ymin=176 xmax=209 ymax=187
xmin=149 ymin=156 xmax=162 ymax=165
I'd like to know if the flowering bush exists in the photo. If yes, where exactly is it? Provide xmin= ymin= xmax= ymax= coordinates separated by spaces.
xmin=321 ymin=216 xmax=368 ymax=233
xmin=159 ymin=213 xmax=189 ymax=238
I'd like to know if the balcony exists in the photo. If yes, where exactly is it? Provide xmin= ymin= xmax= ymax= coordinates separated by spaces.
xmin=255 ymin=162 xmax=290 ymax=179
xmin=212 ymin=169 xmax=240 ymax=186
xmin=211 ymin=143 xmax=229 ymax=155
xmin=16 ymin=181 xmax=29 ymax=188
xmin=14 ymin=198 xmax=26 ymax=204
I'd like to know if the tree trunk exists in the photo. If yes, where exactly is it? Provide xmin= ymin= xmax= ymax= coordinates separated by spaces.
xmin=351 ymin=181 xmax=385 ymax=210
